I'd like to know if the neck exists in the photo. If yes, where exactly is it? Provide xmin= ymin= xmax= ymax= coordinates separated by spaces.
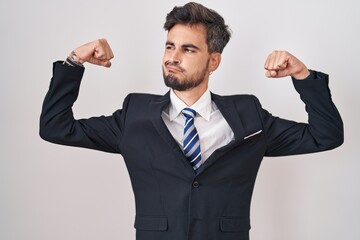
xmin=173 ymin=83 xmax=208 ymax=106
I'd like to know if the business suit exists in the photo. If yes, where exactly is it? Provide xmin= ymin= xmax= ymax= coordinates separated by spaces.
xmin=40 ymin=62 xmax=343 ymax=240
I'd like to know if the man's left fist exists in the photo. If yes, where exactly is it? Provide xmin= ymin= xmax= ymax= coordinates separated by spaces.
xmin=264 ymin=50 xmax=310 ymax=80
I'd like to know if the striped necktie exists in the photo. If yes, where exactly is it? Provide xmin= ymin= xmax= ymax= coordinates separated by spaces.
xmin=182 ymin=108 xmax=202 ymax=173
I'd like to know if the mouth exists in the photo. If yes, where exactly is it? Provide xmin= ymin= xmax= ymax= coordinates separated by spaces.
xmin=164 ymin=61 xmax=184 ymax=73
xmin=166 ymin=66 xmax=183 ymax=73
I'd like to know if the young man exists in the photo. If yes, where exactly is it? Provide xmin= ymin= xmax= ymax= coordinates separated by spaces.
xmin=40 ymin=2 xmax=343 ymax=240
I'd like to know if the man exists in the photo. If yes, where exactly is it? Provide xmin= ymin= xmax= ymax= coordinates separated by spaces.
xmin=40 ymin=2 xmax=343 ymax=240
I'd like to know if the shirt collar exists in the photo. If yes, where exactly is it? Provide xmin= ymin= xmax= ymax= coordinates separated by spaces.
xmin=169 ymin=89 xmax=212 ymax=121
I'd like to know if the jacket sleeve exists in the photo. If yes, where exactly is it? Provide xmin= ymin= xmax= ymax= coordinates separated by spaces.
xmin=259 ymin=70 xmax=344 ymax=156
xmin=39 ymin=61 xmax=129 ymax=154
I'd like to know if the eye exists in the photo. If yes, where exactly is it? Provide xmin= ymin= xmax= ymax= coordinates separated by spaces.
xmin=185 ymin=48 xmax=195 ymax=53
xmin=166 ymin=45 xmax=174 ymax=50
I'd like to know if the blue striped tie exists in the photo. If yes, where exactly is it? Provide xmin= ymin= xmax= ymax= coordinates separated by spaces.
xmin=182 ymin=108 xmax=202 ymax=173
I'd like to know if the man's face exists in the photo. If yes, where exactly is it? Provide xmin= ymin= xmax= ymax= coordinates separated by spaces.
xmin=162 ymin=24 xmax=211 ymax=91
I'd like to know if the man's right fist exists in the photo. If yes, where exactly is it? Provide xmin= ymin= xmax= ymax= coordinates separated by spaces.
xmin=71 ymin=39 xmax=114 ymax=68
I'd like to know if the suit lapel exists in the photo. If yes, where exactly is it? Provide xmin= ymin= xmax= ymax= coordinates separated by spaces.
xmin=149 ymin=91 xmax=195 ymax=176
xmin=211 ymin=93 xmax=246 ymax=141
xmin=197 ymin=93 xmax=247 ymax=175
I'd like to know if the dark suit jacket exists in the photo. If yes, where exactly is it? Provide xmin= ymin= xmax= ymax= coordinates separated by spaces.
xmin=40 ymin=62 xmax=343 ymax=240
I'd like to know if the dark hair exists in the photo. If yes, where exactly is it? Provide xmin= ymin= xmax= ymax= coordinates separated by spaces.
xmin=163 ymin=2 xmax=231 ymax=54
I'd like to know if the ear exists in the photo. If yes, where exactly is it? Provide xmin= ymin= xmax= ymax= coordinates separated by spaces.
xmin=208 ymin=52 xmax=221 ymax=73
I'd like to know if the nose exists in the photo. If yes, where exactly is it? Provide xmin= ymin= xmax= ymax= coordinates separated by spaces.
xmin=167 ymin=49 xmax=181 ymax=65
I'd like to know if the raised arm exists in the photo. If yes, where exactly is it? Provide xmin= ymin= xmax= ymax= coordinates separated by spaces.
xmin=259 ymin=50 xmax=343 ymax=156
xmin=39 ymin=39 xmax=127 ymax=154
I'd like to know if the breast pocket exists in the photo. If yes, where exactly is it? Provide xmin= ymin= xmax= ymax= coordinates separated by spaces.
xmin=243 ymin=130 xmax=262 ymax=140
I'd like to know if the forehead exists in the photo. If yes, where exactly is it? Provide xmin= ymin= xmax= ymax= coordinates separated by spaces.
xmin=166 ymin=24 xmax=207 ymax=47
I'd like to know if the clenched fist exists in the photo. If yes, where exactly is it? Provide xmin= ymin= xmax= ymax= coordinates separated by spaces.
xmin=264 ymin=51 xmax=310 ymax=80
xmin=70 ymin=39 xmax=114 ymax=68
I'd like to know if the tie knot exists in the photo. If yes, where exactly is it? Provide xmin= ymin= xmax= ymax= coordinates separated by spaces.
xmin=182 ymin=107 xmax=196 ymax=119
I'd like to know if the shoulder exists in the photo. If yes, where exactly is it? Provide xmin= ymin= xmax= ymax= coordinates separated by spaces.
xmin=211 ymin=92 xmax=262 ymax=107
xmin=123 ymin=92 xmax=168 ymax=102
xmin=122 ymin=92 xmax=170 ymax=108
xmin=211 ymin=93 xmax=264 ymax=120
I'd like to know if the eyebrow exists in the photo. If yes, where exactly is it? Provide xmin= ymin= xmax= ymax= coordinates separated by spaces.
xmin=165 ymin=41 xmax=201 ymax=51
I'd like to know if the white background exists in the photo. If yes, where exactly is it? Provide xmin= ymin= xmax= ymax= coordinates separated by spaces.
xmin=1 ymin=0 xmax=359 ymax=239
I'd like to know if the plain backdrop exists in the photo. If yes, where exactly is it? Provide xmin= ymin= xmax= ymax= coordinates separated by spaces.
xmin=1 ymin=0 xmax=359 ymax=239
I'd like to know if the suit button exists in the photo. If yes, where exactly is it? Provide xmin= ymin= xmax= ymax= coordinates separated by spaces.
xmin=192 ymin=181 xmax=200 ymax=188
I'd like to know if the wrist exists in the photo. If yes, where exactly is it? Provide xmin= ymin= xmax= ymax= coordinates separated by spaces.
xmin=68 ymin=51 xmax=84 ymax=63
xmin=65 ymin=51 xmax=84 ymax=67
xmin=291 ymin=68 xmax=310 ymax=80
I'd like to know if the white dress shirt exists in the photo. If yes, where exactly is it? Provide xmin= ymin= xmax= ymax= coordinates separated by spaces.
xmin=161 ymin=89 xmax=234 ymax=163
